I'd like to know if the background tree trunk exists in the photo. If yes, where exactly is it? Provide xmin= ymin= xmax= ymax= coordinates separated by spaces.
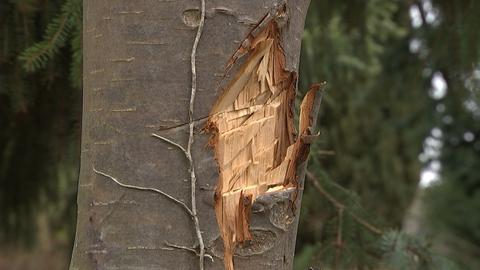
xmin=70 ymin=0 xmax=311 ymax=269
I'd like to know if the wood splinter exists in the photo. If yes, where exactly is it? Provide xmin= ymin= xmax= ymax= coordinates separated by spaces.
xmin=205 ymin=12 xmax=324 ymax=270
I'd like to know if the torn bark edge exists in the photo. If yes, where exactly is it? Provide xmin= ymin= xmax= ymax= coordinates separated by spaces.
xmin=284 ymin=83 xmax=325 ymax=212
xmin=231 ymin=84 xmax=324 ymax=266
xmin=235 ymin=84 xmax=325 ymax=265
xmin=204 ymin=6 xmax=325 ymax=267
xmin=236 ymin=191 xmax=253 ymax=242
xmin=224 ymin=3 xmax=289 ymax=73
xmin=236 ymin=82 xmax=325 ymax=235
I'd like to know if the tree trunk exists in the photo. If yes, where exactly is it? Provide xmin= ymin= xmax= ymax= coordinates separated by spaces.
xmin=70 ymin=1 xmax=313 ymax=269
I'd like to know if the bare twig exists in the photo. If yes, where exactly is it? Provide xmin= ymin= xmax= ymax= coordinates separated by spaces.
xmin=151 ymin=133 xmax=188 ymax=155
xmin=94 ymin=2 xmax=207 ymax=269
xmin=188 ymin=0 xmax=206 ymax=269
xmin=335 ymin=207 xmax=344 ymax=269
xmin=317 ymin=150 xmax=336 ymax=156
xmin=92 ymin=167 xmax=193 ymax=216
xmin=348 ymin=211 xmax=383 ymax=236
xmin=306 ymin=171 xmax=383 ymax=236
xmin=150 ymin=1 xmax=206 ymax=267
xmin=164 ymin=241 xmax=214 ymax=262
xmin=165 ymin=241 xmax=197 ymax=254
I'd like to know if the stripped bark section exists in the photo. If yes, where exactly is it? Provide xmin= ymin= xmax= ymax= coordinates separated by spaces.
xmin=206 ymin=17 xmax=321 ymax=270
xmin=284 ymin=83 xmax=323 ymax=188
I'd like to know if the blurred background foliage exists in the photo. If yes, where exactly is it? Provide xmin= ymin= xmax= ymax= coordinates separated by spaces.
xmin=0 ymin=0 xmax=478 ymax=269
xmin=0 ymin=0 xmax=81 ymax=268
xmin=297 ymin=0 xmax=480 ymax=269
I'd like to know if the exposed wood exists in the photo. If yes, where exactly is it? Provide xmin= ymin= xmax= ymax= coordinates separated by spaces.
xmin=206 ymin=14 xmax=323 ymax=269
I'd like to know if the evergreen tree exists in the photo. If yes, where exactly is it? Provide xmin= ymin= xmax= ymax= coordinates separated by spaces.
xmin=0 ymin=0 xmax=81 ymax=245
xmin=420 ymin=1 xmax=480 ymax=269
xmin=296 ymin=0 xmax=479 ymax=269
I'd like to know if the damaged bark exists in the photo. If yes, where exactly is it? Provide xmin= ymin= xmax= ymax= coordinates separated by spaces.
xmin=205 ymin=12 xmax=323 ymax=269
xmin=71 ymin=1 xmax=314 ymax=270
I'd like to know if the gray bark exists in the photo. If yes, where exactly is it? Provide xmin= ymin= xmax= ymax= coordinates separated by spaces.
xmin=70 ymin=0 xmax=311 ymax=269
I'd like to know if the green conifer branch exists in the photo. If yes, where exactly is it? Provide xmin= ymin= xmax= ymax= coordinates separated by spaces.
xmin=18 ymin=0 xmax=81 ymax=88
xmin=19 ymin=14 xmax=71 ymax=71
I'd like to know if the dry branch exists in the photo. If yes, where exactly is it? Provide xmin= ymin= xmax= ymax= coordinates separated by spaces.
xmin=305 ymin=170 xmax=383 ymax=236
xmin=92 ymin=167 xmax=193 ymax=216
xmin=188 ymin=0 xmax=206 ymax=269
